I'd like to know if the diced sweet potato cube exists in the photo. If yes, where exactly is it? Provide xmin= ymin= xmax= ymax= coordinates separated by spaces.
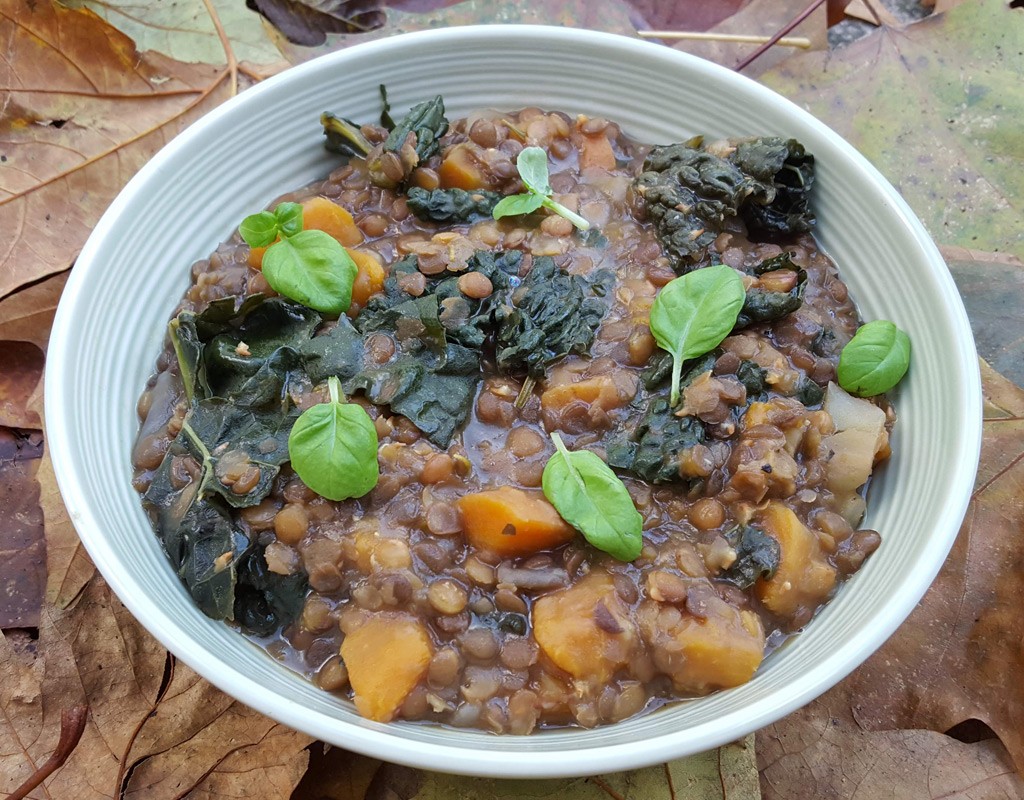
xmin=639 ymin=589 xmax=765 ymax=693
xmin=247 ymin=244 xmax=270 ymax=269
xmin=457 ymin=487 xmax=575 ymax=557
xmin=533 ymin=572 xmax=637 ymax=684
xmin=302 ymin=196 xmax=363 ymax=246
xmin=340 ymin=613 xmax=432 ymax=722
xmin=755 ymin=503 xmax=836 ymax=618
xmin=347 ymin=248 xmax=386 ymax=309
xmin=438 ymin=143 xmax=488 ymax=190
xmin=540 ymin=376 xmax=625 ymax=413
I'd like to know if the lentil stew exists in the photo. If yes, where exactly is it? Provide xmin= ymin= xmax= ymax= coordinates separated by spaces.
xmin=132 ymin=98 xmax=893 ymax=734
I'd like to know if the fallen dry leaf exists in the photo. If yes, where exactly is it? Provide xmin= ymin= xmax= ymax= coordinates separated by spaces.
xmin=670 ymin=0 xmax=828 ymax=74
xmin=273 ymin=0 xmax=638 ymax=62
xmin=942 ymin=246 xmax=1024 ymax=387
xmin=0 ymin=342 xmax=45 ymax=430
xmin=37 ymin=443 xmax=94 ymax=609
xmin=0 ymin=1 xmax=239 ymax=301
xmin=757 ymin=690 xmax=1024 ymax=799
xmin=626 ymin=0 xmax=750 ymax=33
xmin=0 ymin=577 xmax=311 ymax=799
xmin=302 ymin=736 xmax=759 ymax=800
xmin=0 ymin=428 xmax=45 ymax=628
xmin=758 ymin=0 xmax=1024 ymax=257
xmin=0 ymin=270 xmax=69 ymax=350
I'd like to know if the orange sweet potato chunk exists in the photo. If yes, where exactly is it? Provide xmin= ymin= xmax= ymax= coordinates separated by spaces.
xmin=347 ymin=248 xmax=386 ymax=309
xmin=438 ymin=143 xmax=488 ymax=190
xmin=755 ymin=503 xmax=837 ymax=618
xmin=302 ymin=196 xmax=364 ymax=246
xmin=340 ymin=613 xmax=432 ymax=722
xmin=532 ymin=572 xmax=637 ymax=684
xmin=457 ymin=486 xmax=575 ymax=557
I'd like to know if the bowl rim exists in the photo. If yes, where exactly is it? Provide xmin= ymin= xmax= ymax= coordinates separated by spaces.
xmin=45 ymin=23 xmax=982 ymax=778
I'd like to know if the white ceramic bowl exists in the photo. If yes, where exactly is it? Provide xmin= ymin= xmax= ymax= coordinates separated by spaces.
xmin=46 ymin=26 xmax=981 ymax=778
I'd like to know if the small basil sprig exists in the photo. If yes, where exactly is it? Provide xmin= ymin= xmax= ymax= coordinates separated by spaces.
xmin=542 ymin=432 xmax=643 ymax=561
xmin=239 ymin=202 xmax=358 ymax=315
xmin=288 ymin=376 xmax=379 ymax=501
xmin=493 ymin=146 xmax=591 ymax=231
xmin=837 ymin=319 xmax=911 ymax=397
xmin=649 ymin=264 xmax=746 ymax=407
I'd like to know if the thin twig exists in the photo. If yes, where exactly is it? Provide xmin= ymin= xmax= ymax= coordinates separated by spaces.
xmin=8 ymin=706 xmax=88 ymax=800
xmin=734 ymin=0 xmax=828 ymax=72
xmin=638 ymin=30 xmax=812 ymax=48
xmin=200 ymin=0 xmax=238 ymax=96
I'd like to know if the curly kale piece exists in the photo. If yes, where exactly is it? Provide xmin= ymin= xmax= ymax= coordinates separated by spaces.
xmin=635 ymin=141 xmax=752 ymax=269
xmin=606 ymin=393 xmax=707 ymax=483
xmin=735 ymin=252 xmax=808 ymax=329
xmin=722 ymin=525 xmax=780 ymax=589
xmin=731 ymin=138 xmax=815 ymax=237
xmin=636 ymin=136 xmax=816 ymax=272
xmin=367 ymin=95 xmax=448 ymax=189
xmin=495 ymin=257 xmax=611 ymax=379
xmin=406 ymin=187 xmax=503 ymax=224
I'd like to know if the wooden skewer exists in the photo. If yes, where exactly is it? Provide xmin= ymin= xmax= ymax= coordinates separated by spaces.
xmin=637 ymin=30 xmax=813 ymax=49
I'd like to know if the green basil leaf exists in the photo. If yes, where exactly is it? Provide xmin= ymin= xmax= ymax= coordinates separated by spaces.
xmin=262 ymin=229 xmax=357 ymax=315
xmin=288 ymin=377 xmax=379 ymax=501
xmin=649 ymin=264 xmax=746 ymax=407
xmin=542 ymin=433 xmax=643 ymax=562
xmin=516 ymin=146 xmax=552 ymax=195
xmin=238 ymin=211 xmax=279 ymax=248
xmin=274 ymin=202 xmax=304 ymax=237
xmin=492 ymin=192 xmax=545 ymax=220
xmin=837 ymin=319 xmax=911 ymax=397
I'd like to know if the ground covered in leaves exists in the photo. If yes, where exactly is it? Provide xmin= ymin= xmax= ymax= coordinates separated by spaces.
xmin=1 ymin=0 xmax=1023 ymax=797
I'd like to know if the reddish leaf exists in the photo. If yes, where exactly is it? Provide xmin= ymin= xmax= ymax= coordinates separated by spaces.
xmin=0 ymin=343 xmax=45 ymax=430
xmin=0 ymin=429 xmax=45 ymax=628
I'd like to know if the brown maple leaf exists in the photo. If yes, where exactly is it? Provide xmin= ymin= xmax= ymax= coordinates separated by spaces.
xmin=0 ymin=2 xmax=238 ymax=301
xmin=0 ymin=577 xmax=311 ymax=799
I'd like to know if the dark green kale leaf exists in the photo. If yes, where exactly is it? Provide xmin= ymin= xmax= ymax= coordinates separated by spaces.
xmin=385 ymin=95 xmax=447 ymax=162
xmin=722 ymin=524 xmax=780 ymax=589
xmin=496 ymin=256 xmax=610 ymax=379
xmin=178 ymin=399 xmax=296 ymax=509
xmin=731 ymin=138 xmax=815 ymax=236
xmin=144 ymin=451 xmax=307 ymax=626
xmin=636 ymin=137 xmax=816 ymax=272
xmin=407 ymin=187 xmax=502 ymax=224
xmin=233 ymin=544 xmax=310 ymax=636
xmin=736 ymin=360 xmax=768 ymax=398
xmin=606 ymin=393 xmax=706 ymax=483
xmin=203 ymin=299 xmax=321 ymax=407
xmin=344 ymin=346 xmax=478 ymax=449
xmin=366 ymin=96 xmax=448 ymax=189
xmin=735 ymin=252 xmax=808 ymax=329
xmin=635 ymin=141 xmax=752 ymax=269
xmin=795 ymin=376 xmax=825 ymax=406
xmin=321 ymin=112 xmax=372 ymax=158
xmin=301 ymin=315 xmax=365 ymax=386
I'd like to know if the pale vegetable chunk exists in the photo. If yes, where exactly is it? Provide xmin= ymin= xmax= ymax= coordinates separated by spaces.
xmin=822 ymin=382 xmax=888 ymax=493
xmin=341 ymin=614 xmax=433 ymax=722
xmin=532 ymin=572 xmax=637 ymax=684
xmin=755 ymin=503 xmax=836 ymax=618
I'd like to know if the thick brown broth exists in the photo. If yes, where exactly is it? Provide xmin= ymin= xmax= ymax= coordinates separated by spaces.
xmin=133 ymin=107 xmax=888 ymax=733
